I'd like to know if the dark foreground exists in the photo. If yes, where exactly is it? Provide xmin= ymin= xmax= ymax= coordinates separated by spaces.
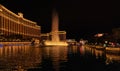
xmin=0 ymin=44 xmax=120 ymax=71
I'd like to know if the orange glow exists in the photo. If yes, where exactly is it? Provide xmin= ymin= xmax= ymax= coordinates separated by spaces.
xmin=94 ymin=33 xmax=103 ymax=37
xmin=44 ymin=10 xmax=68 ymax=46
xmin=44 ymin=41 xmax=68 ymax=46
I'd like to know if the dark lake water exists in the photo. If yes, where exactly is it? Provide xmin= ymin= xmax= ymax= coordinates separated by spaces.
xmin=0 ymin=44 xmax=120 ymax=71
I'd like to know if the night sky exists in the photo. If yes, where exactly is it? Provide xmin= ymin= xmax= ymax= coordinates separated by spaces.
xmin=1 ymin=0 xmax=120 ymax=41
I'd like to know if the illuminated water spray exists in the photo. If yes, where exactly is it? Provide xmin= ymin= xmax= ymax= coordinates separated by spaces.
xmin=44 ymin=10 xmax=68 ymax=46
xmin=51 ymin=10 xmax=60 ymax=42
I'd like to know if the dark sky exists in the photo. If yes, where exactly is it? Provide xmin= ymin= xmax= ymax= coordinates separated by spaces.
xmin=1 ymin=0 xmax=120 ymax=41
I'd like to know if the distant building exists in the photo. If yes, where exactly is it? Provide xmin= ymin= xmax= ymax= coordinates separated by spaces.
xmin=50 ymin=31 xmax=67 ymax=41
xmin=40 ymin=33 xmax=50 ymax=41
xmin=41 ymin=31 xmax=67 ymax=42
xmin=0 ymin=4 xmax=41 ymax=41
xmin=59 ymin=31 xmax=67 ymax=41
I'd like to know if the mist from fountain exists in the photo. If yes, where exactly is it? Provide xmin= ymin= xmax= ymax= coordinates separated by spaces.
xmin=44 ymin=10 xmax=68 ymax=46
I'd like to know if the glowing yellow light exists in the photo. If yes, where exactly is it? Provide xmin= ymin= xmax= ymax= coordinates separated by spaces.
xmin=0 ymin=9 xmax=2 ymax=11
xmin=44 ymin=41 xmax=68 ymax=46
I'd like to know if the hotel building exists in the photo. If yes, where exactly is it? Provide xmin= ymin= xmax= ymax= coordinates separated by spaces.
xmin=0 ymin=4 xmax=41 ymax=41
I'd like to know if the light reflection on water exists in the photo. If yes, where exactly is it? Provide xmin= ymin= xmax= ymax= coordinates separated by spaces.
xmin=0 ymin=45 xmax=120 ymax=71
xmin=0 ymin=45 xmax=42 ymax=71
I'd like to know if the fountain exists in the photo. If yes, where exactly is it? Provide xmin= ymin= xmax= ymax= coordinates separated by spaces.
xmin=44 ymin=10 xmax=68 ymax=46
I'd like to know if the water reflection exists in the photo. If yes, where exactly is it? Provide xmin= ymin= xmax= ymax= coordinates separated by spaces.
xmin=94 ymin=49 xmax=106 ymax=59
xmin=42 ymin=46 xmax=68 ymax=71
xmin=68 ymin=46 xmax=78 ymax=54
xmin=106 ymin=53 xmax=120 ymax=64
xmin=0 ymin=45 xmax=42 ymax=71
xmin=83 ymin=46 xmax=120 ymax=64
xmin=0 ymin=45 xmax=120 ymax=71
xmin=79 ymin=46 xmax=85 ymax=55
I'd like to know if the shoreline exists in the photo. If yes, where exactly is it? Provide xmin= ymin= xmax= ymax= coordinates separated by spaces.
xmin=0 ymin=42 xmax=31 ymax=46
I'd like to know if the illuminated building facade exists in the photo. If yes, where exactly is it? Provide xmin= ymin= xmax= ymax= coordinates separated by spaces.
xmin=0 ymin=4 xmax=41 ymax=41
xmin=40 ymin=33 xmax=50 ymax=42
